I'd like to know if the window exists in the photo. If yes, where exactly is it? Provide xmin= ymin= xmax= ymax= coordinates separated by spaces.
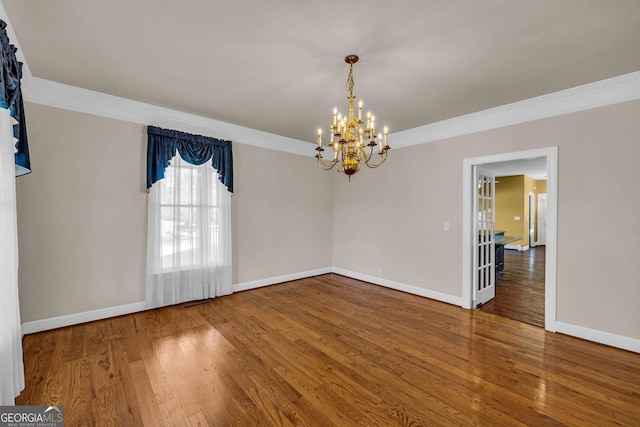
xmin=146 ymin=152 xmax=232 ymax=308
xmin=158 ymin=154 xmax=222 ymax=270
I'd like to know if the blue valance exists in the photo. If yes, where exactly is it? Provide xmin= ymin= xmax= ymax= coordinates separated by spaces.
xmin=0 ymin=20 xmax=30 ymax=176
xmin=147 ymin=126 xmax=233 ymax=193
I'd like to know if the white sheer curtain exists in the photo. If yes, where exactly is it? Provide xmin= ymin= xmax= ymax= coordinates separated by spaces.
xmin=0 ymin=108 xmax=25 ymax=404
xmin=146 ymin=152 xmax=232 ymax=308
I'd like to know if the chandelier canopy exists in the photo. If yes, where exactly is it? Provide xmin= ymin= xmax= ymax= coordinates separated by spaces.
xmin=316 ymin=55 xmax=389 ymax=179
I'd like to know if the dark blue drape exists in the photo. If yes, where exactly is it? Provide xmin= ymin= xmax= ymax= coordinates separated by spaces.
xmin=147 ymin=126 xmax=233 ymax=193
xmin=0 ymin=20 xmax=30 ymax=176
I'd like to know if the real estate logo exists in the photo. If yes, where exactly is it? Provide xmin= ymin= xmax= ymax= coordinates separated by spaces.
xmin=0 ymin=406 xmax=64 ymax=427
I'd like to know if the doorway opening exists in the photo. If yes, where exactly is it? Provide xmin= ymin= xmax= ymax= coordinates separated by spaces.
xmin=480 ymin=179 xmax=545 ymax=327
xmin=462 ymin=147 xmax=558 ymax=332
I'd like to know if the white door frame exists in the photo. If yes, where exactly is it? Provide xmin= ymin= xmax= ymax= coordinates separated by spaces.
xmin=462 ymin=147 xmax=558 ymax=332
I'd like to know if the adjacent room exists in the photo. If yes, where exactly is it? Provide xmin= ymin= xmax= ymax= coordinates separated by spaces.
xmin=1 ymin=1 xmax=639 ymax=425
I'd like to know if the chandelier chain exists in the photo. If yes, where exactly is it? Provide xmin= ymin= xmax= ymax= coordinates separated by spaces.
xmin=346 ymin=65 xmax=355 ymax=97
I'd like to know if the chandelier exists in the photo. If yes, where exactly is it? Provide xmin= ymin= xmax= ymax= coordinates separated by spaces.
xmin=316 ymin=55 xmax=389 ymax=179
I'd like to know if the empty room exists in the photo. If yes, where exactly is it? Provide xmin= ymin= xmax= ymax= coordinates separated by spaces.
xmin=1 ymin=1 xmax=639 ymax=425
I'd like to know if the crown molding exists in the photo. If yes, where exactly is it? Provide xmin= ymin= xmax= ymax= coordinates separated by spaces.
xmin=391 ymin=71 xmax=640 ymax=149
xmin=18 ymin=69 xmax=640 ymax=158
xmin=21 ymin=76 xmax=313 ymax=156
xmin=22 ymin=70 xmax=640 ymax=157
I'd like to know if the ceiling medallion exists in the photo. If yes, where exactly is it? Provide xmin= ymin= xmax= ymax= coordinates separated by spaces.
xmin=316 ymin=55 xmax=389 ymax=180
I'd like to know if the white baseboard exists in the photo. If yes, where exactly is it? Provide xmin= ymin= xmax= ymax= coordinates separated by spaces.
xmin=332 ymin=267 xmax=464 ymax=307
xmin=20 ymin=270 xmax=640 ymax=355
xmin=233 ymin=267 xmax=332 ymax=292
xmin=21 ymin=301 xmax=147 ymax=335
xmin=505 ymin=244 xmax=530 ymax=251
xmin=556 ymin=322 xmax=640 ymax=354
xmin=21 ymin=268 xmax=333 ymax=335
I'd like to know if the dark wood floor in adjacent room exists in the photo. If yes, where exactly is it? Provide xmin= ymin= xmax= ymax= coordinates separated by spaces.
xmin=481 ymin=246 xmax=546 ymax=328
xmin=17 ymin=273 xmax=640 ymax=426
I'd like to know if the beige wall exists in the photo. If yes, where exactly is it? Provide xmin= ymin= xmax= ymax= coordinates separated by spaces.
xmin=232 ymin=143 xmax=332 ymax=283
xmin=332 ymin=99 xmax=640 ymax=340
xmin=332 ymin=136 xmax=465 ymax=295
xmin=16 ymin=103 xmax=333 ymax=322
xmin=16 ymin=99 xmax=640 ymax=342
xmin=16 ymin=104 xmax=148 ymax=322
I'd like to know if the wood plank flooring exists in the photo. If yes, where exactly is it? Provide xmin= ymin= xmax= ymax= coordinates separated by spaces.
xmin=17 ymin=273 xmax=640 ymax=426
xmin=480 ymin=246 xmax=546 ymax=327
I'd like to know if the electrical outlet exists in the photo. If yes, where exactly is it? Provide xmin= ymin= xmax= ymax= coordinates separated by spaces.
xmin=514 ymin=216 xmax=521 ymax=221
xmin=444 ymin=221 xmax=450 ymax=231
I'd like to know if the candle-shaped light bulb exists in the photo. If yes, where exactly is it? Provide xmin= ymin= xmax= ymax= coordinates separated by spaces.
xmin=333 ymin=108 xmax=338 ymax=126
xmin=317 ymin=128 xmax=322 ymax=146
xmin=384 ymin=126 xmax=389 ymax=147
xmin=366 ymin=111 xmax=371 ymax=129
xmin=370 ymin=115 xmax=376 ymax=139
xmin=378 ymin=133 xmax=383 ymax=153
xmin=358 ymin=100 xmax=363 ymax=120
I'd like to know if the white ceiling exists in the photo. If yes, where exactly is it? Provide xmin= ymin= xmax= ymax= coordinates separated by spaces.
xmin=2 ymin=0 xmax=640 ymax=145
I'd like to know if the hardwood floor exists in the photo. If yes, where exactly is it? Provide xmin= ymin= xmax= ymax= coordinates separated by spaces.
xmin=17 ymin=274 xmax=640 ymax=426
xmin=480 ymin=246 xmax=546 ymax=328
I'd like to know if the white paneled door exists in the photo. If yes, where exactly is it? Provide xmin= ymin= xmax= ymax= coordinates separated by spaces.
xmin=538 ymin=194 xmax=547 ymax=245
xmin=473 ymin=166 xmax=496 ymax=307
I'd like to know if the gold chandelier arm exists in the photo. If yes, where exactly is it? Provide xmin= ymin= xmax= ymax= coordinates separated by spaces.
xmin=316 ymin=152 xmax=339 ymax=170
xmin=360 ymin=144 xmax=389 ymax=168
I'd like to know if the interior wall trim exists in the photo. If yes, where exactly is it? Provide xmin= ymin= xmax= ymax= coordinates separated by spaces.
xmin=504 ymin=244 xmax=530 ymax=252
xmin=21 ymin=301 xmax=147 ymax=335
xmin=332 ymin=267 xmax=464 ymax=307
xmin=19 ymin=268 xmax=333 ymax=335
xmin=233 ymin=267 xmax=333 ymax=293
xmin=556 ymin=322 xmax=640 ymax=354
xmin=21 ymin=77 xmax=313 ymax=157
xmin=19 ymin=271 xmax=640 ymax=354
xmin=462 ymin=147 xmax=559 ymax=332
xmin=391 ymin=71 xmax=640 ymax=148
xmin=17 ymin=70 xmax=640 ymax=157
